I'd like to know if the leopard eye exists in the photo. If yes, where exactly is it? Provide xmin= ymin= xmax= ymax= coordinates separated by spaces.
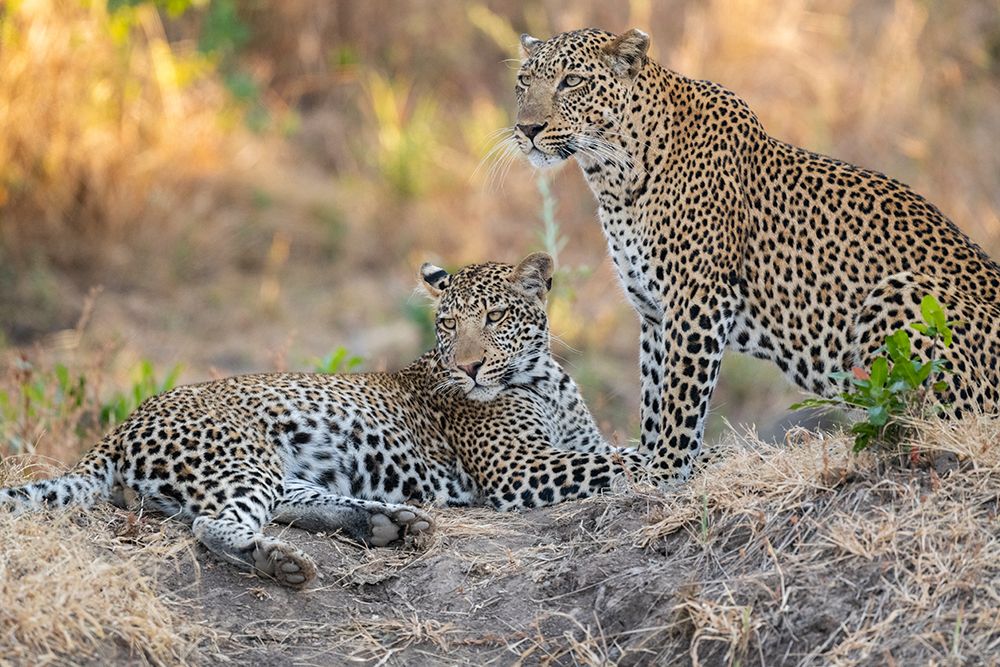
xmin=486 ymin=308 xmax=506 ymax=324
xmin=517 ymin=73 xmax=531 ymax=87
xmin=440 ymin=317 xmax=456 ymax=331
xmin=559 ymin=74 xmax=584 ymax=89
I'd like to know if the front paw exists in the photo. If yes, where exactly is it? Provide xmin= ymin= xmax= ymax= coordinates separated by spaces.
xmin=253 ymin=540 xmax=317 ymax=589
xmin=368 ymin=506 xmax=434 ymax=547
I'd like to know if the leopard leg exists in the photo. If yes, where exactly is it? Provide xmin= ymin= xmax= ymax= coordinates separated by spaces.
xmin=192 ymin=510 xmax=316 ymax=589
xmin=638 ymin=317 xmax=666 ymax=457
xmin=273 ymin=481 xmax=434 ymax=547
xmin=479 ymin=443 xmax=652 ymax=510
xmin=644 ymin=289 xmax=736 ymax=479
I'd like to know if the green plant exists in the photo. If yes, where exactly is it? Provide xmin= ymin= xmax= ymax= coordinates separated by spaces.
xmin=791 ymin=295 xmax=959 ymax=452
xmin=100 ymin=360 xmax=182 ymax=427
xmin=0 ymin=359 xmax=89 ymax=454
xmin=535 ymin=172 xmax=567 ymax=262
xmin=404 ymin=300 xmax=438 ymax=351
xmin=0 ymin=362 xmax=85 ymax=421
xmin=534 ymin=172 xmax=592 ymax=293
xmin=312 ymin=347 xmax=363 ymax=375
xmin=532 ymin=173 xmax=593 ymax=348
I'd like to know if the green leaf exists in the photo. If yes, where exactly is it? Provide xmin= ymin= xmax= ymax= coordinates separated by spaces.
xmin=55 ymin=364 xmax=70 ymax=392
xmin=915 ymin=360 xmax=934 ymax=385
xmin=910 ymin=323 xmax=930 ymax=335
xmin=866 ymin=405 xmax=890 ymax=426
xmin=889 ymin=353 xmax=919 ymax=390
xmin=869 ymin=357 xmax=888 ymax=389
xmin=885 ymin=330 xmax=911 ymax=364
xmin=790 ymin=398 xmax=840 ymax=410
xmin=841 ymin=393 xmax=875 ymax=408
xmin=942 ymin=327 xmax=953 ymax=347
xmin=852 ymin=428 xmax=874 ymax=452
xmin=887 ymin=379 xmax=910 ymax=394
xmin=162 ymin=364 xmax=183 ymax=393
xmin=932 ymin=380 xmax=949 ymax=393
xmin=921 ymin=294 xmax=947 ymax=330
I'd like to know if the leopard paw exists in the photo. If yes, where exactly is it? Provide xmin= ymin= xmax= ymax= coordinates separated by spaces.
xmin=368 ymin=505 xmax=434 ymax=547
xmin=253 ymin=540 xmax=317 ymax=589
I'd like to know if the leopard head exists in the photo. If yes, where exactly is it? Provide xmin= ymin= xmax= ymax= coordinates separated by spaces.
xmin=513 ymin=28 xmax=650 ymax=168
xmin=419 ymin=253 xmax=554 ymax=401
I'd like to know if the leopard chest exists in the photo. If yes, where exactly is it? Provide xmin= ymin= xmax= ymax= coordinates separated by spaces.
xmin=597 ymin=198 xmax=663 ymax=323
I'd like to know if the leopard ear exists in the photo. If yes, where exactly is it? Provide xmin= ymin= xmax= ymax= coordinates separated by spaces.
xmin=602 ymin=28 xmax=649 ymax=79
xmin=510 ymin=252 xmax=554 ymax=300
xmin=520 ymin=33 xmax=543 ymax=59
xmin=419 ymin=263 xmax=451 ymax=298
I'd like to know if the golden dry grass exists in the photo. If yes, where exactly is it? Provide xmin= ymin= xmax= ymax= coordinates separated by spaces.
xmin=632 ymin=417 xmax=1000 ymax=665
xmin=0 ymin=461 xmax=212 ymax=666
xmin=0 ymin=0 xmax=232 ymax=264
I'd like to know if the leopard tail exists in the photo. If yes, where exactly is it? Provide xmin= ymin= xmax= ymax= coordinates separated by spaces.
xmin=0 ymin=435 xmax=120 ymax=514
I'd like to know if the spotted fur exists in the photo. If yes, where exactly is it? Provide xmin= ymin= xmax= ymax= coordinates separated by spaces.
xmin=0 ymin=253 xmax=646 ymax=588
xmin=513 ymin=28 xmax=1000 ymax=478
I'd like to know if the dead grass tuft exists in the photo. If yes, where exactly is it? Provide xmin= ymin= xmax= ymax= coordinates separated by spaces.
xmin=634 ymin=417 xmax=1000 ymax=665
xmin=0 ymin=463 xmax=213 ymax=666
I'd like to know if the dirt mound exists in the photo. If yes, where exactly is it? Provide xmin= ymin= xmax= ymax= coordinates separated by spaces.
xmin=2 ymin=417 xmax=999 ymax=665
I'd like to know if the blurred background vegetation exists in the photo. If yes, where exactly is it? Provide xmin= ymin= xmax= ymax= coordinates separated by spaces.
xmin=2 ymin=0 xmax=1000 ymax=461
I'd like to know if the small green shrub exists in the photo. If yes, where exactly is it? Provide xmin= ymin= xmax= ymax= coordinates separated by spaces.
xmin=791 ymin=295 xmax=959 ymax=452
xmin=100 ymin=361 xmax=182 ymax=427
xmin=404 ymin=300 xmax=438 ymax=351
xmin=0 ymin=359 xmax=89 ymax=454
xmin=312 ymin=347 xmax=363 ymax=375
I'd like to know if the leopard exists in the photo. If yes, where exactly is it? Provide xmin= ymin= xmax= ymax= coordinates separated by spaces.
xmin=0 ymin=252 xmax=647 ymax=588
xmin=511 ymin=28 xmax=1000 ymax=479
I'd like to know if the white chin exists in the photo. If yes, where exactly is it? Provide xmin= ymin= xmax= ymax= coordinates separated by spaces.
xmin=466 ymin=385 xmax=502 ymax=402
xmin=526 ymin=148 xmax=564 ymax=169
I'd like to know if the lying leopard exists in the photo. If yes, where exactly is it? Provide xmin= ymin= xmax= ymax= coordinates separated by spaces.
xmin=513 ymin=28 xmax=1000 ymax=478
xmin=0 ymin=252 xmax=646 ymax=588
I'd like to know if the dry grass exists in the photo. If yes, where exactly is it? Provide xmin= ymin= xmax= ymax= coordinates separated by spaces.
xmin=630 ymin=417 xmax=1000 ymax=665
xmin=0 ymin=0 xmax=233 ymax=264
xmin=0 ymin=461 xmax=213 ymax=666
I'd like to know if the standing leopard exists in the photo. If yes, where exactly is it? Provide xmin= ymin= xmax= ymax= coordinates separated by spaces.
xmin=0 ymin=252 xmax=646 ymax=588
xmin=512 ymin=28 xmax=1000 ymax=478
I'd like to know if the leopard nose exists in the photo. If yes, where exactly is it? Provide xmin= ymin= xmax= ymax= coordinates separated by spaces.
xmin=516 ymin=122 xmax=548 ymax=141
xmin=458 ymin=360 xmax=484 ymax=380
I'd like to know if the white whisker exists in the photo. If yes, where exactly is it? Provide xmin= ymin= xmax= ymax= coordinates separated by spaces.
xmin=548 ymin=331 xmax=582 ymax=356
xmin=486 ymin=140 xmax=519 ymax=192
xmin=484 ymin=140 xmax=518 ymax=190
xmin=494 ymin=142 xmax=521 ymax=190
xmin=473 ymin=129 xmax=517 ymax=180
